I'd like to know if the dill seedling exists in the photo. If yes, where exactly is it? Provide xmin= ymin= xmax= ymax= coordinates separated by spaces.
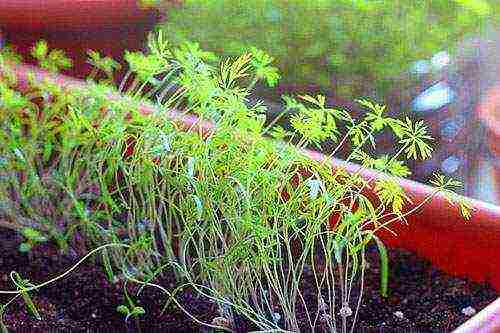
xmin=0 ymin=33 xmax=473 ymax=332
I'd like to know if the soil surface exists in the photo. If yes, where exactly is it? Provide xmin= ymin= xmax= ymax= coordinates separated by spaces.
xmin=0 ymin=228 xmax=497 ymax=332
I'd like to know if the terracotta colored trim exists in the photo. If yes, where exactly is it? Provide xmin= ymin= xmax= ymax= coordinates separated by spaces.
xmin=3 ymin=62 xmax=500 ymax=331
xmin=0 ymin=1 xmax=157 ymax=32
xmin=0 ymin=1 xmax=161 ymax=79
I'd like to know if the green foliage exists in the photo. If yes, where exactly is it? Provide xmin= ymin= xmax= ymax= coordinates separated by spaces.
xmin=0 ymin=34 xmax=472 ymax=332
xmin=249 ymin=47 xmax=280 ymax=87
xmin=31 ymin=40 xmax=72 ymax=73
xmin=375 ymin=179 xmax=411 ymax=214
xmin=155 ymin=0 xmax=497 ymax=97
xmin=19 ymin=228 xmax=48 ymax=253
xmin=395 ymin=118 xmax=434 ymax=160
xmin=371 ymin=235 xmax=389 ymax=297
xmin=86 ymin=50 xmax=122 ymax=83
xmin=116 ymin=284 xmax=146 ymax=322
xmin=124 ymin=50 xmax=166 ymax=81
xmin=0 ymin=304 xmax=8 ymax=333
xmin=138 ymin=0 xmax=163 ymax=8
xmin=0 ymin=69 xmax=122 ymax=252
xmin=431 ymin=173 xmax=473 ymax=220
xmin=10 ymin=272 xmax=41 ymax=320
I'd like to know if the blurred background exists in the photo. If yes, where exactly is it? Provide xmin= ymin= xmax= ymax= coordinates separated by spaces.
xmin=1 ymin=0 xmax=499 ymax=204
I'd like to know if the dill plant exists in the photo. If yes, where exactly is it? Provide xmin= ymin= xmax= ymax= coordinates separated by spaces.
xmin=0 ymin=49 xmax=103 ymax=252
xmin=0 ymin=34 xmax=472 ymax=332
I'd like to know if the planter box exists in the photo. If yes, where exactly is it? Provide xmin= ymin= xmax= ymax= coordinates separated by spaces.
xmin=1 ymin=1 xmax=499 ymax=330
xmin=4 ymin=60 xmax=500 ymax=333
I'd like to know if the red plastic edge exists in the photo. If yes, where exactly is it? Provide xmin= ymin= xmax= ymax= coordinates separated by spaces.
xmin=0 ymin=1 xmax=160 ymax=79
xmin=3 ymin=62 xmax=500 ymax=332
xmin=0 ymin=1 xmax=156 ymax=32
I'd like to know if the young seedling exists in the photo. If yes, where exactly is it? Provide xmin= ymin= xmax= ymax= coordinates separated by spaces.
xmin=30 ymin=40 xmax=72 ymax=73
xmin=116 ymin=301 xmax=145 ymax=323
xmin=0 ymin=244 xmax=130 ymax=331
xmin=18 ymin=228 xmax=47 ymax=253
xmin=116 ymin=281 xmax=146 ymax=333
xmin=10 ymin=272 xmax=41 ymax=320
xmin=0 ymin=307 xmax=7 ymax=333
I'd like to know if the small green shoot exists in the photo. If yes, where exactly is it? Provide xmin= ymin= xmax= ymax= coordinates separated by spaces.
xmin=10 ymin=272 xmax=41 ymax=320
xmin=19 ymin=228 xmax=48 ymax=253
xmin=371 ymin=235 xmax=389 ymax=297
xmin=31 ymin=40 xmax=72 ymax=73
xmin=116 ymin=283 xmax=145 ymax=322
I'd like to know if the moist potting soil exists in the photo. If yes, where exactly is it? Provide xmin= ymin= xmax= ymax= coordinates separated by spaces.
xmin=0 ymin=228 xmax=497 ymax=332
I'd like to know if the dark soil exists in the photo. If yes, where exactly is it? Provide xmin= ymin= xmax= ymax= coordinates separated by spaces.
xmin=0 ymin=228 xmax=497 ymax=332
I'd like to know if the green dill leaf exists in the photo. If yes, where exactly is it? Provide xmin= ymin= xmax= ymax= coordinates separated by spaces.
xmin=398 ymin=117 xmax=434 ymax=160
xmin=388 ymin=160 xmax=411 ymax=177
xmin=31 ymin=40 xmax=48 ymax=61
xmin=375 ymin=178 xmax=412 ymax=213
xmin=250 ymin=47 xmax=280 ymax=87
xmin=124 ymin=51 xmax=165 ymax=81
